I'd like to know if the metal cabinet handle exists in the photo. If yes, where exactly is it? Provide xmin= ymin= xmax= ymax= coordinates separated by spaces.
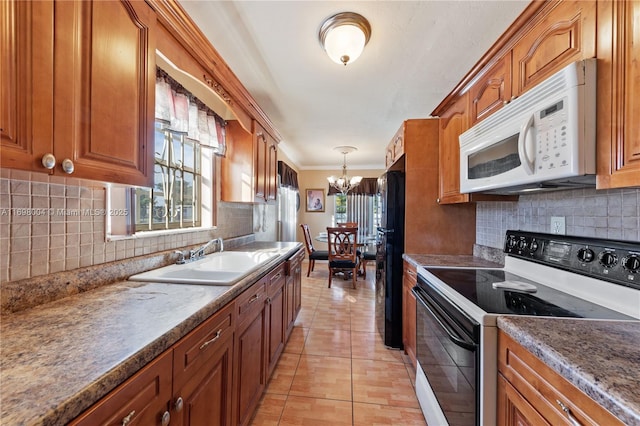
xmin=161 ymin=410 xmax=171 ymax=426
xmin=556 ymin=400 xmax=582 ymax=426
xmin=42 ymin=153 xmax=56 ymax=169
xmin=199 ymin=329 xmax=222 ymax=350
xmin=248 ymin=294 xmax=261 ymax=304
xmin=121 ymin=411 xmax=135 ymax=426
xmin=61 ymin=158 xmax=75 ymax=174
xmin=174 ymin=396 xmax=184 ymax=413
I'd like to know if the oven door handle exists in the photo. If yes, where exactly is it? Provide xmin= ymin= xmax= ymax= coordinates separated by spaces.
xmin=413 ymin=287 xmax=477 ymax=352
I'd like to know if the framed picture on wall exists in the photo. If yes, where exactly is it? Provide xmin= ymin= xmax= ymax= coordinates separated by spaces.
xmin=305 ymin=189 xmax=325 ymax=212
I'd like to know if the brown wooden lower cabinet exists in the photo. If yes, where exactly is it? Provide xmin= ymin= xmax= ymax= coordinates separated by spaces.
xmin=69 ymin=350 xmax=173 ymax=426
xmin=497 ymin=331 xmax=624 ymax=426
xmin=71 ymin=253 xmax=302 ymax=426
xmin=402 ymin=261 xmax=417 ymax=368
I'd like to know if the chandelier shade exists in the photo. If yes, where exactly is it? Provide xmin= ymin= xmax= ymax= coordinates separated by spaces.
xmin=327 ymin=146 xmax=362 ymax=194
xmin=319 ymin=12 xmax=371 ymax=66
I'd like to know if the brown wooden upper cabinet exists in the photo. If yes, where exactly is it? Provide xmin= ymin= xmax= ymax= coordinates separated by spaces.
xmin=511 ymin=0 xmax=596 ymax=97
xmin=438 ymin=92 xmax=470 ymax=204
xmin=385 ymin=127 xmax=404 ymax=169
xmin=1 ymin=0 xmax=156 ymax=187
xmin=221 ymin=120 xmax=278 ymax=203
xmin=596 ymin=0 xmax=640 ymax=189
xmin=469 ymin=53 xmax=512 ymax=126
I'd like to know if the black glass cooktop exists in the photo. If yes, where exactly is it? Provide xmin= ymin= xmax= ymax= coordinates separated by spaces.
xmin=423 ymin=268 xmax=635 ymax=320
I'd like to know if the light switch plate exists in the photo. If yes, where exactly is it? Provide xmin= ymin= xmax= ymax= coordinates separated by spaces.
xmin=550 ymin=216 xmax=566 ymax=235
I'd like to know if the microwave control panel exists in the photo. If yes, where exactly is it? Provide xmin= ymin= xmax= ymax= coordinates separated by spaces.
xmin=535 ymin=97 xmax=571 ymax=172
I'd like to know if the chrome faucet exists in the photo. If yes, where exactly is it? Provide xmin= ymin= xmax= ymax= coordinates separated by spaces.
xmin=174 ymin=250 xmax=186 ymax=265
xmin=189 ymin=238 xmax=224 ymax=261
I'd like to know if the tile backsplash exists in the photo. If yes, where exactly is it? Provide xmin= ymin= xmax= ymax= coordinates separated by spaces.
xmin=476 ymin=187 xmax=640 ymax=248
xmin=0 ymin=173 xmax=253 ymax=283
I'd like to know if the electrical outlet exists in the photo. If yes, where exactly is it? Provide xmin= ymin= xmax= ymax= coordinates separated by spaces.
xmin=550 ymin=216 xmax=566 ymax=235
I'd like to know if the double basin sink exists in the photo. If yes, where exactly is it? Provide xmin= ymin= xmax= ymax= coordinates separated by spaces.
xmin=128 ymin=249 xmax=284 ymax=285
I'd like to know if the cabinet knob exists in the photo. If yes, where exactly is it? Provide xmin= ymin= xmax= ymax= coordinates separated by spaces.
xmin=121 ymin=410 xmax=136 ymax=426
xmin=61 ymin=158 xmax=75 ymax=174
xmin=41 ymin=153 xmax=56 ymax=170
xmin=161 ymin=410 xmax=171 ymax=426
xmin=174 ymin=396 xmax=184 ymax=412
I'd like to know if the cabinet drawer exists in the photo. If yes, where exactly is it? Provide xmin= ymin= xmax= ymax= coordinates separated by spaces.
xmin=70 ymin=350 xmax=172 ymax=426
xmin=285 ymin=249 xmax=305 ymax=275
xmin=267 ymin=264 xmax=285 ymax=297
xmin=172 ymin=301 xmax=235 ymax=391
xmin=403 ymin=262 xmax=417 ymax=289
xmin=236 ymin=280 xmax=267 ymax=331
xmin=498 ymin=332 xmax=624 ymax=426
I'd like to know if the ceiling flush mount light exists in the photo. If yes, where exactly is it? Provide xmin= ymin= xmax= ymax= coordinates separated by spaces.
xmin=319 ymin=12 xmax=371 ymax=66
xmin=328 ymin=146 xmax=363 ymax=194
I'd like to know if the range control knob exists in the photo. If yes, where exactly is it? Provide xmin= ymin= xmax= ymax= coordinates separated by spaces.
xmin=577 ymin=248 xmax=595 ymax=263
xmin=507 ymin=236 xmax=517 ymax=249
xmin=622 ymin=255 xmax=640 ymax=273
xmin=598 ymin=251 xmax=618 ymax=268
xmin=528 ymin=240 xmax=539 ymax=253
xmin=517 ymin=239 xmax=528 ymax=250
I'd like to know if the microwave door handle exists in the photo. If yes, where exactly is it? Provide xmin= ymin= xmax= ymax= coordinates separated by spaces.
xmin=518 ymin=114 xmax=535 ymax=175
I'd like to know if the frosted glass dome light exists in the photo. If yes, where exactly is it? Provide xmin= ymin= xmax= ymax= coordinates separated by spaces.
xmin=319 ymin=12 xmax=371 ymax=66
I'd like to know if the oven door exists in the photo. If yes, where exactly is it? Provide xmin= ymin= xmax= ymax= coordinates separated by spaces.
xmin=413 ymin=281 xmax=480 ymax=426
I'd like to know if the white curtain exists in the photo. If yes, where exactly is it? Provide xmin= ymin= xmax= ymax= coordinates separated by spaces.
xmin=346 ymin=194 xmax=375 ymax=239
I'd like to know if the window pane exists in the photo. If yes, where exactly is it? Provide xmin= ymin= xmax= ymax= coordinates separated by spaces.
xmin=184 ymin=139 xmax=195 ymax=170
xmin=155 ymin=123 xmax=168 ymax=162
xmin=183 ymin=172 xmax=194 ymax=222
xmin=170 ymin=169 xmax=183 ymax=224
xmin=135 ymin=188 xmax=151 ymax=227
xmin=171 ymin=133 xmax=183 ymax=167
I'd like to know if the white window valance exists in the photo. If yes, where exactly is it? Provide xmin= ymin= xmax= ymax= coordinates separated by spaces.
xmin=155 ymin=68 xmax=226 ymax=156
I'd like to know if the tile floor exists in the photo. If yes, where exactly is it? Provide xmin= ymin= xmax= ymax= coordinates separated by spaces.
xmin=249 ymin=261 xmax=427 ymax=425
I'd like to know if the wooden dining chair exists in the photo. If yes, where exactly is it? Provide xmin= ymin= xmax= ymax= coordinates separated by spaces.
xmin=326 ymin=226 xmax=359 ymax=289
xmin=300 ymin=224 xmax=329 ymax=277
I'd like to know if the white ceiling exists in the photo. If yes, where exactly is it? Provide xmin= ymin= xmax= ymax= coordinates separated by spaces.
xmin=179 ymin=0 xmax=530 ymax=170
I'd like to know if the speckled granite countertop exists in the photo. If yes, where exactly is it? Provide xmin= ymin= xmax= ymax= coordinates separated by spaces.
xmin=403 ymin=253 xmax=503 ymax=269
xmin=0 ymin=241 xmax=302 ymax=426
xmin=498 ymin=316 xmax=640 ymax=425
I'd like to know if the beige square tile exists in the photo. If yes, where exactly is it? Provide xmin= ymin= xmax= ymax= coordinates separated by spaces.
xmin=284 ymin=326 xmax=309 ymax=355
xmin=279 ymin=396 xmax=352 ymax=426
xmin=266 ymin=353 xmax=300 ymax=395
xmin=353 ymin=402 xmax=426 ymax=425
xmin=249 ymin=393 xmax=287 ymax=426
xmin=302 ymin=329 xmax=351 ymax=358
xmin=352 ymin=359 xmax=420 ymax=408
xmin=351 ymin=332 xmax=403 ymax=362
xmin=289 ymin=355 xmax=351 ymax=401
xmin=311 ymin=309 xmax=351 ymax=331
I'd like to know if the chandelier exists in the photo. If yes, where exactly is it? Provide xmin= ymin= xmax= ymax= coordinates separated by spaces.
xmin=327 ymin=146 xmax=362 ymax=194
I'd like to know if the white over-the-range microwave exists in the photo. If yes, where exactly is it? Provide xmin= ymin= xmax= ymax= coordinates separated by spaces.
xmin=459 ymin=59 xmax=596 ymax=195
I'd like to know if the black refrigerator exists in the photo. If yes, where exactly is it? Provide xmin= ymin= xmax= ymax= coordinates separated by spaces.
xmin=375 ymin=169 xmax=405 ymax=349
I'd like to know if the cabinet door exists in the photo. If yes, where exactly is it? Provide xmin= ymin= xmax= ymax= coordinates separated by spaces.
xmin=221 ymin=120 xmax=254 ymax=202
xmin=511 ymin=0 xmax=596 ymax=97
xmin=254 ymin=122 xmax=268 ymax=202
xmin=172 ymin=303 xmax=234 ymax=426
xmin=265 ymin=266 xmax=286 ymax=377
xmin=497 ymin=374 xmax=550 ymax=426
xmin=402 ymin=261 xmax=417 ymax=368
xmin=53 ymin=0 xmax=155 ymax=186
xmin=233 ymin=280 xmax=267 ymax=426
xmin=469 ymin=54 xmax=512 ymax=126
xmin=266 ymin=136 xmax=278 ymax=202
xmin=438 ymin=92 xmax=470 ymax=204
xmin=0 ymin=0 xmax=54 ymax=173
xmin=69 ymin=350 xmax=172 ymax=426
xmin=596 ymin=0 xmax=640 ymax=189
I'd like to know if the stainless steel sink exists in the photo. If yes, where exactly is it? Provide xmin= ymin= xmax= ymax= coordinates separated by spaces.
xmin=128 ymin=250 xmax=282 ymax=285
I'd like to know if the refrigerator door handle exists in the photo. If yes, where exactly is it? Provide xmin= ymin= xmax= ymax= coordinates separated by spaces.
xmin=377 ymin=227 xmax=394 ymax=234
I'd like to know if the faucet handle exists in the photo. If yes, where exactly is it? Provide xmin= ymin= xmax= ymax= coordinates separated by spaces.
xmin=174 ymin=250 xmax=186 ymax=264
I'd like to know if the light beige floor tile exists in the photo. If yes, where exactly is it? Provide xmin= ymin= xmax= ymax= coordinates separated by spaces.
xmin=352 ymin=359 xmax=420 ymax=408
xmin=311 ymin=309 xmax=351 ymax=330
xmin=249 ymin=393 xmax=287 ymax=425
xmin=351 ymin=331 xmax=404 ymax=362
xmin=283 ymin=326 xmax=309 ymax=354
xmin=289 ymin=354 xmax=352 ymax=401
xmin=302 ymin=328 xmax=351 ymax=357
xmin=353 ymin=402 xmax=427 ymax=425
xmin=266 ymin=353 xmax=300 ymax=395
xmin=294 ymin=307 xmax=315 ymax=327
xmin=279 ymin=396 xmax=353 ymax=426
